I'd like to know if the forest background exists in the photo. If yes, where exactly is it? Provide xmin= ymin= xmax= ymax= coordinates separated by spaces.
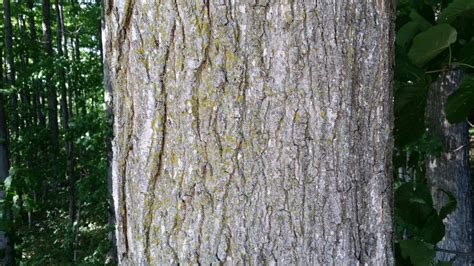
xmin=0 ymin=0 xmax=473 ymax=265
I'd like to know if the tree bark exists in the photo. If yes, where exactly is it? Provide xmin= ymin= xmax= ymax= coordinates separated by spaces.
xmin=101 ymin=0 xmax=117 ymax=262
xmin=104 ymin=1 xmax=395 ymax=264
xmin=426 ymin=70 xmax=474 ymax=265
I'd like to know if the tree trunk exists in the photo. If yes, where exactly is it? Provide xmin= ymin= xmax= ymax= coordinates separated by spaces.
xmin=26 ymin=0 xmax=46 ymax=128
xmin=0 ymin=45 xmax=12 ymax=266
xmin=3 ymin=0 xmax=19 ymax=143
xmin=17 ymin=6 xmax=32 ymax=130
xmin=101 ymin=0 xmax=117 ymax=262
xmin=2 ymin=1 xmax=15 ymax=263
xmin=426 ymin=70 xmax=474 ymax=265
xmin=104 ymin=1 xmax=395 ymax=264
xmin=41 ymin=0 xmax=59 ymax=151
xmin=55 ymin=0 xmax=76 ymax=261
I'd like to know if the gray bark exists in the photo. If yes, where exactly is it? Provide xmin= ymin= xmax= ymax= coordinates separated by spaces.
xmin=426 ymin=70 xmax=474 ymax=265
xmin=102 ymin=0 xmax=117 ymax=261
xmin=104 ymin=1 xmax=395 ymax=264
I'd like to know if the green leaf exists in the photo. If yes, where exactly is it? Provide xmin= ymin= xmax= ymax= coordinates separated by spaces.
xmin=439 ymin=190 xmax=457 ymax=220
xmin=459 ymin=40 xmax=474 ymax=67
xmin=395 ymin=242 xmax=412 ymax=265
xmin=410 ymin=9 xmax=432 ymax=31
xmin=397 ymin=21 xmax=422 ymax=48
xmin=422 ymin=213 xmax=445 ymax=244
xmin=408 ymin=24 xmax=457 ymax=67
xmin=445 ymin=75 xmax=474 ymax=123
xmin=395 ymin=182 xmax=435 ymax=228
xmin=399 ymin=240 xmax=436 ymax=266
xmin=396 ymin=10 xmax=433 ymax=49
xmin=394 ymin=83 xmax=428 ymax=146
xmin=394 ymin=50 xmax=430 ymax=146
xmin=438 ymin=0 xmax=474 ymax=24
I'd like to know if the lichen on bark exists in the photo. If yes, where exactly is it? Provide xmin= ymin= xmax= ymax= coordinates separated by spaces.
xmin=104 ymin=0 xmax=396 ymax=264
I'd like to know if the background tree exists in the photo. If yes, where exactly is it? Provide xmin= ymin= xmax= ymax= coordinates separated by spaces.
xmin=1 ymin=0 xmax=14 ymax=263
xmin=105 ymin=1 xmax=395 ymax=264
xmin=426 ymin=70 xmax=473 ymax=265
xmin=0 ymin=28 xmax=12 ymax=266
xmin=393 ymin=0 xmax=474 ymax=264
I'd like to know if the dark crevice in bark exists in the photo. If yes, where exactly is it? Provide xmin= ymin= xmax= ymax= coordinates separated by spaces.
xmin=119 ymin=102 xmax=134 ymax=259
xmin=116 ymin=0 xmax=135 ymax=75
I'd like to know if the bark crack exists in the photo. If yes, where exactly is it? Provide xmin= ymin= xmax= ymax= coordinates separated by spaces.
xmin=143 ymin=20 xmax=176 ymax=263
xmin=119 ymin=99 xmax=134 ymax=259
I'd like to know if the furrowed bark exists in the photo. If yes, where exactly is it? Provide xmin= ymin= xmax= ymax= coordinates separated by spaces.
xmin=105 ymin=1 xmax=395 ymax=264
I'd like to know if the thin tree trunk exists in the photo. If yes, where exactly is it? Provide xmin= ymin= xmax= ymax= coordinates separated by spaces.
xmin=3 ymin=0 xmax=19 ymax=143
xmin=0 ymin=45 xmax=12 ymax=266
xmin=426 ymin=70 xmax=474 ymax=265
xmin=17 ymin=6 xmax=31 ymax=130
xmin=26 ymin=0 xmax=46 ymax=128
xmin=64 ymin=33 xmax=74 ymax=121
xmin=26 ymin=0 xmax=44 ymax=125
xmin=2 ymin=1 xmax=16 ymax=263
xmin=105 ymin=1 xmax=395 ymax=264
xmin=41 ymin=0 xmax=59 ymax=151
xmin=55 ymin=0 xmax=76 ymax=261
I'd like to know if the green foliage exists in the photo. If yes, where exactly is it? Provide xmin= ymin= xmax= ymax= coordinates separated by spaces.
xmin=444 ymin=75 xmax=474 ymax=123
xmin=459 ymin=40 xmax=474 ymax=66
xmin=438 ymin=0 xmax=474 ymax=24
xmin=397 ymin=21 xmax=423 ymax=49
xmin=399 ymin=240 xmax=436 ymax=266
xmin=408 ymin=24 xmax=457 ymax=67
xmin=394 ymin=51 xmax=430 ymax=146
xmin=0 ymin=0 xmax=112 ymax=264
xmin=394 ymin=0 xmax=473 ymax=265
xmin=394 ymin=181 xmax=457 ymax=265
